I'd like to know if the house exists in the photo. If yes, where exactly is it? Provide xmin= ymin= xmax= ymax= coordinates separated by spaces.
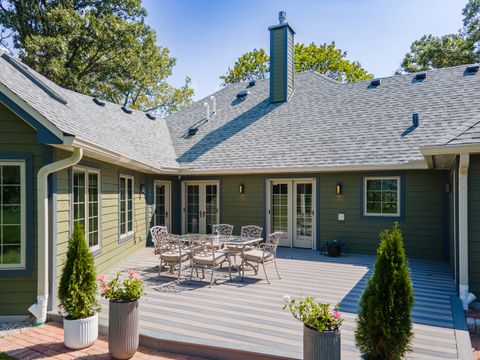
xmin=0 ymin=12 xmax=479 ymax=323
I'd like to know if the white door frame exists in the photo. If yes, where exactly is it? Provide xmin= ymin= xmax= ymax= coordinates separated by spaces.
xmin=266 ymin=178 xmax=316 ymax=250
xmin=153 ymin=180 xmax=171 ymax=232
xmin=181 ymin=180 xmax=220 ymax=234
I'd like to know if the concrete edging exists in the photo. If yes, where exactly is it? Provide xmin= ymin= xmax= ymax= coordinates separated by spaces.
xmin=450 ymin=295 xmax=474 ymax=360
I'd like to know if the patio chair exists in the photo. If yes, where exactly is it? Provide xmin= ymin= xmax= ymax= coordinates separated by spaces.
xmin=212 ymin=224 xmax=234 ymax=249
xmin=226 ymin=225 xmax=263 ymax=266
xmin=241 ymin=232 xmax=283 ymax=284
xmin=158 ymin=234 xmax=190 ymax=280
xmin=190 ymin=235 xmax=232 ymax=286
xmin=150 ymin=225 xmax=168 ymax=255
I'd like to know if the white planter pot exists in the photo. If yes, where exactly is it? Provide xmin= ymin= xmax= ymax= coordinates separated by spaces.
xmin=63 ymin=313 xmax=98 ymax=349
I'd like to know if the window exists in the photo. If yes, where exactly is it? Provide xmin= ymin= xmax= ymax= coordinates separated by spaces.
xmin=73 ymin=168 xmax=100 ymax=251
xmin=119 ymin=175 xmax=134 ymax=238
xmin=0 ymin=162 xmax=25 ymax=269
xmin=364 ymin=176 xmax=400 ymax=217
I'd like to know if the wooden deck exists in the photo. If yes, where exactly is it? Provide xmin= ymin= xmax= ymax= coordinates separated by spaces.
xmin=99 ymin=247 xmax=465 ymax=360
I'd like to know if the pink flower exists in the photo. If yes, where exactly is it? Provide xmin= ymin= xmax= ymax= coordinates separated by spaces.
xmin=332 ymin=311 xmax=341 ymax=318
xmin=128 ymin=269 xmax=137 ymax=277
xmin=97 ymin=275 xmax=105 ymax=283
xmin=102 ymin=284 xmax=110 ymax=292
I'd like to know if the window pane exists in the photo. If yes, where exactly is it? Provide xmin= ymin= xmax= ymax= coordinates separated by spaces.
xmin=2 ymin=166 xmax=20 ymax=184
xmin=2 ymin=206 xmax=20 ymax=225
xmin=2 ymin=245 xmax=21 ymax=264
xmin=73 ymin=170 xmax=86 ymax=227
xmin=366 ymin=178 xmax=399 ymax=215
xmin=119 ymin=177 xmax=126 ymax=235
xmin=3 ymin=225 xmax=20 ymax=245
xmin=127 ymin=178 xmax=133 ymax=232
xmin=2 ymin=186 xmax=20 ymax=204
xmin=88 ymin=172 xmax=99 ymax=247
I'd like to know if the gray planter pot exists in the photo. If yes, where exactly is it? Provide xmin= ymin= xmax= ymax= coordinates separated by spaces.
xmin=108 ymin=300 xmax=139 ymax=359
xmin=303 ymin=325 xmax=340 ymax=360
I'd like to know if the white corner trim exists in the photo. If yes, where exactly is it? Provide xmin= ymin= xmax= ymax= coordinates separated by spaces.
xmin=458 ymin=153 xmax=471 ymax=309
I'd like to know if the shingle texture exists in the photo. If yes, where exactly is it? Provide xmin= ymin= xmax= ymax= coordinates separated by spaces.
xmin=0 ymin=54 xmax=179 ymax=170
xmin=1 ymin=52 xmax=479 ymax=173
xmin=166 ymin=66 xmax=480 ymax=171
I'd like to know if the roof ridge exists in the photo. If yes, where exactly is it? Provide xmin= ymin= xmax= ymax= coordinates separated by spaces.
xmin=436 ymin=114 xmax=480 ymax=145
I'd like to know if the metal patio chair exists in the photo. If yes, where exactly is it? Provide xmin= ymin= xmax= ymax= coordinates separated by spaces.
xmin=158 ymin=234 xmax=190 ymax=280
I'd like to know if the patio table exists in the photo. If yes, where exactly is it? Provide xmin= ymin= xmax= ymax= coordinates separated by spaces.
xmin=179 ymin=234 xmax=263 ymax=276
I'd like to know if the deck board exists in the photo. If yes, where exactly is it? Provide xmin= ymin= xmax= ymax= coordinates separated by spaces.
xmin=99 ymin=247 xmax=462 ymax=359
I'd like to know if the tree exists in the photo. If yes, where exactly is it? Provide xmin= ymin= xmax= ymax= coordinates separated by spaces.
xmin=220 ymin=42 xmax=373 ymax=85
xmin=400 ymin=0 xmax=480 ymax=73
xmin=355 ymin=223 xmax=414 ymax=360
xmin=58 ymin=222 xmax=99 ymax=320
xmin=0 ymin=0 xmax=193 ymax=115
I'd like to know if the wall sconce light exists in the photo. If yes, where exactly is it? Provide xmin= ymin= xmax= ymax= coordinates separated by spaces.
xmin=140 ymin=184 xmax=146 ymax=195
xmin=239 ymin=184 xmax=245 ymax=195
xmin=336 ymin=183 xmax=343 ymax=195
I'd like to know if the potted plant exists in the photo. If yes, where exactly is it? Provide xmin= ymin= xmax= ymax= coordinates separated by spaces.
xmin=326 ymin=240 xmax=342 ymax=257
xmin=98 ymin=270 xmax=145 ymax=359
xmin=283 ymin=296 xmax=343 ymax=360
xmin=58 ymin=223 xmax=100 ymax=349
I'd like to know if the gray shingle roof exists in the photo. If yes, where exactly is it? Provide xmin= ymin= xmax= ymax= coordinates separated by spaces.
xmin=0 ymin=53 xmax=179 ymax=170
xmin=166 ymin=66 xmax=480 ymax=171
xmin=1 ymin=51 xmax=479 ymax=173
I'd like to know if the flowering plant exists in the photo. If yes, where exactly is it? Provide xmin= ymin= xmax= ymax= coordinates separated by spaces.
xmin=283 ymin=296 xmax=343 ymax=332
xmin=97 ymin=270 xmax=145 ymax=302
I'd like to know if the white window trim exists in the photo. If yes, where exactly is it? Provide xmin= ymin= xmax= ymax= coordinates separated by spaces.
xmin=72 ymin=166 xmax=101 ymax=252
xmin=363 ymin=176 xmax=401 ymax=217
xmin=0 ymin=161 xmax=26 ymax=270
xmin=119 ymin=174 xmax=135 ymax=239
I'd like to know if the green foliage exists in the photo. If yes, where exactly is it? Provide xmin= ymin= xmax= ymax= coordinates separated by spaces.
xmin=220 ymin=42 xmax=373 ymax=85
xmin=355 ymin=223 xmax=414 ymax=360
xmin=0 ymin=0 xmax=193 ymax=115
xmin=283 ymin=296 xmax=344 ymax=332
xmin=400 ymin=0 xmax=480 ymax=73
xmin=0 ymin=353 xmax=16 ymax=360
xmin=98 ymin=270 xmax=145 ymax=302
xmin=58 ymin=222 xmax=99 ymax=320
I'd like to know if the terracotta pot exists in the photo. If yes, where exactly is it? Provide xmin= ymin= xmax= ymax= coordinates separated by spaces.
xmin=327 ymin=245 xmax=341 ymax=257
xmin=108 ymin=300 xmax=139 ymax=359
xmin=303 ymin=325 xmax=341 ymax=360
xmin=63 ymin=313 xmax=98 ymax=349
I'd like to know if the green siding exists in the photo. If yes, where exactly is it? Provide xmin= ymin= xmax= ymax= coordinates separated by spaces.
xmin=54 ymin=151 xmax=148 ymax=305
xmin=469 ymin=155 xmax=480 ymax=294
xmin=0 ymin=103 xmax=46 ymax=315
xmin=270 ymin=27 xmax=287 ymax=102
xmin=187 ymin=170 xmax=447 ymax=260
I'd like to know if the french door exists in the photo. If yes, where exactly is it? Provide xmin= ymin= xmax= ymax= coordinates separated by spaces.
xmin=153 ymin=181 xmax=171 ymax=231
xmin=267 ymin=179 xmax=315 ymax=249
xmin=182 ymin=181 xmax=219 ymax=234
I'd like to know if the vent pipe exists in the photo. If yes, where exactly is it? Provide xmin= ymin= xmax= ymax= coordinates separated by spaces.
xmin=210 ymin=96 xmax=216 ymax=115
xmin=204 ymin=102 xmax=210 ymax=121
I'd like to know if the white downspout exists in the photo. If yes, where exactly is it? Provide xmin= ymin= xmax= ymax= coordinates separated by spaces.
xmin=28 ymin=147 xmax=83 ymax=325
xmin=458 ymin=153 xmax=476 ymax=309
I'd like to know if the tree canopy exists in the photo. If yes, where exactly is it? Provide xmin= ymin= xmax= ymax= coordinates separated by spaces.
xmin=400 ymin=0 xmax=480 ymax=73
xmin=220 ymin=42 xmax=373 ymax=85
xmin=0 ymin=0 xmax=193 ymax=115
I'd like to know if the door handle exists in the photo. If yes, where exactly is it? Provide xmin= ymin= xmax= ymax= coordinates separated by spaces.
xmin=165 ymin=211 xmax=168 ymax=218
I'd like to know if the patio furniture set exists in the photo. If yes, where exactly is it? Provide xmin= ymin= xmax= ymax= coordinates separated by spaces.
xmin=149 ymin=224 xmax=283 ymax=285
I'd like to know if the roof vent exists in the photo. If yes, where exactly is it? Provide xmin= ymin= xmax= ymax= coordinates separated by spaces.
xmin=145 ymin=113 xmax=156 ymax=120
xmin=465 ymin=64 xmax=479 ymax=74
xmin=248 ymin=80 xmax=256 ymax=87
xmin=414 ymin=72 xmax=427 ymax=81
xmin=401 ymin=113 xmax=419 ymax=137
xmin=237 ymin=90 xmax=250 ymax=99
xmin=93 ymin=98 xmax=105 ymax=106
xmin=369 ymin=78 xmax=382 ymax=87
xmin=188 ymin=127 xmax=198 ymax=136
xmin=121 ymin=106 xmax=132 ymax=114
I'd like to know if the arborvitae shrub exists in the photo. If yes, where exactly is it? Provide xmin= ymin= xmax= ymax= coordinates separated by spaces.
xmin=355 ymin=222 xmax=414 ymax=360
xmin=58 ymin=222 xmax=99 ymax=319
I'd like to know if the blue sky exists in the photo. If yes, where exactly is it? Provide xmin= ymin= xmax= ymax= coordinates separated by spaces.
xmin=144 ymin=0 xmax=466 ymax=100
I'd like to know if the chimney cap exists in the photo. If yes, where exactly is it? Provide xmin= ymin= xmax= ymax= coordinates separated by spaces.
xmin=279 ymin=11 xmax=286 ymax=24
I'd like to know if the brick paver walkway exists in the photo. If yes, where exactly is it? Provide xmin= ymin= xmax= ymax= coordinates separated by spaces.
xmin=0 ymin=322 xmax=200 ymax=360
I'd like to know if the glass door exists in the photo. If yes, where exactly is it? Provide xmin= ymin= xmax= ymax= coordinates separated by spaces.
xmin=293 ymin=182 xmax=313 ymax=248
xmin=154 ymin=181 xmax=171 ymax=231
xmin=183 ymin=181 xmax=219 ymax=234
xmin=269 ymin=179 xmax=315 ymax=249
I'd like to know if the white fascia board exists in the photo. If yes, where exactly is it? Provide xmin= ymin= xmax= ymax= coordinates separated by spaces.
xmin=421 ymin=144 xmax=480 ymax=156
xmin=179 ymin=161 xmax=429 ymax=175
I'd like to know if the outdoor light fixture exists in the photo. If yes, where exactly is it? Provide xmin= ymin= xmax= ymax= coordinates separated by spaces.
xmin=140 ymin=184 xmax=146 ymax=195
xmin=336 ymin=183 xmax=343 ymax=195
xmin=239 ymin=184 xmax=245 ymax=194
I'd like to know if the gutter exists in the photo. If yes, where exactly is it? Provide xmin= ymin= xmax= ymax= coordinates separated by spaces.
xmin=28 ymin=147 xmax=83 ymax=325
